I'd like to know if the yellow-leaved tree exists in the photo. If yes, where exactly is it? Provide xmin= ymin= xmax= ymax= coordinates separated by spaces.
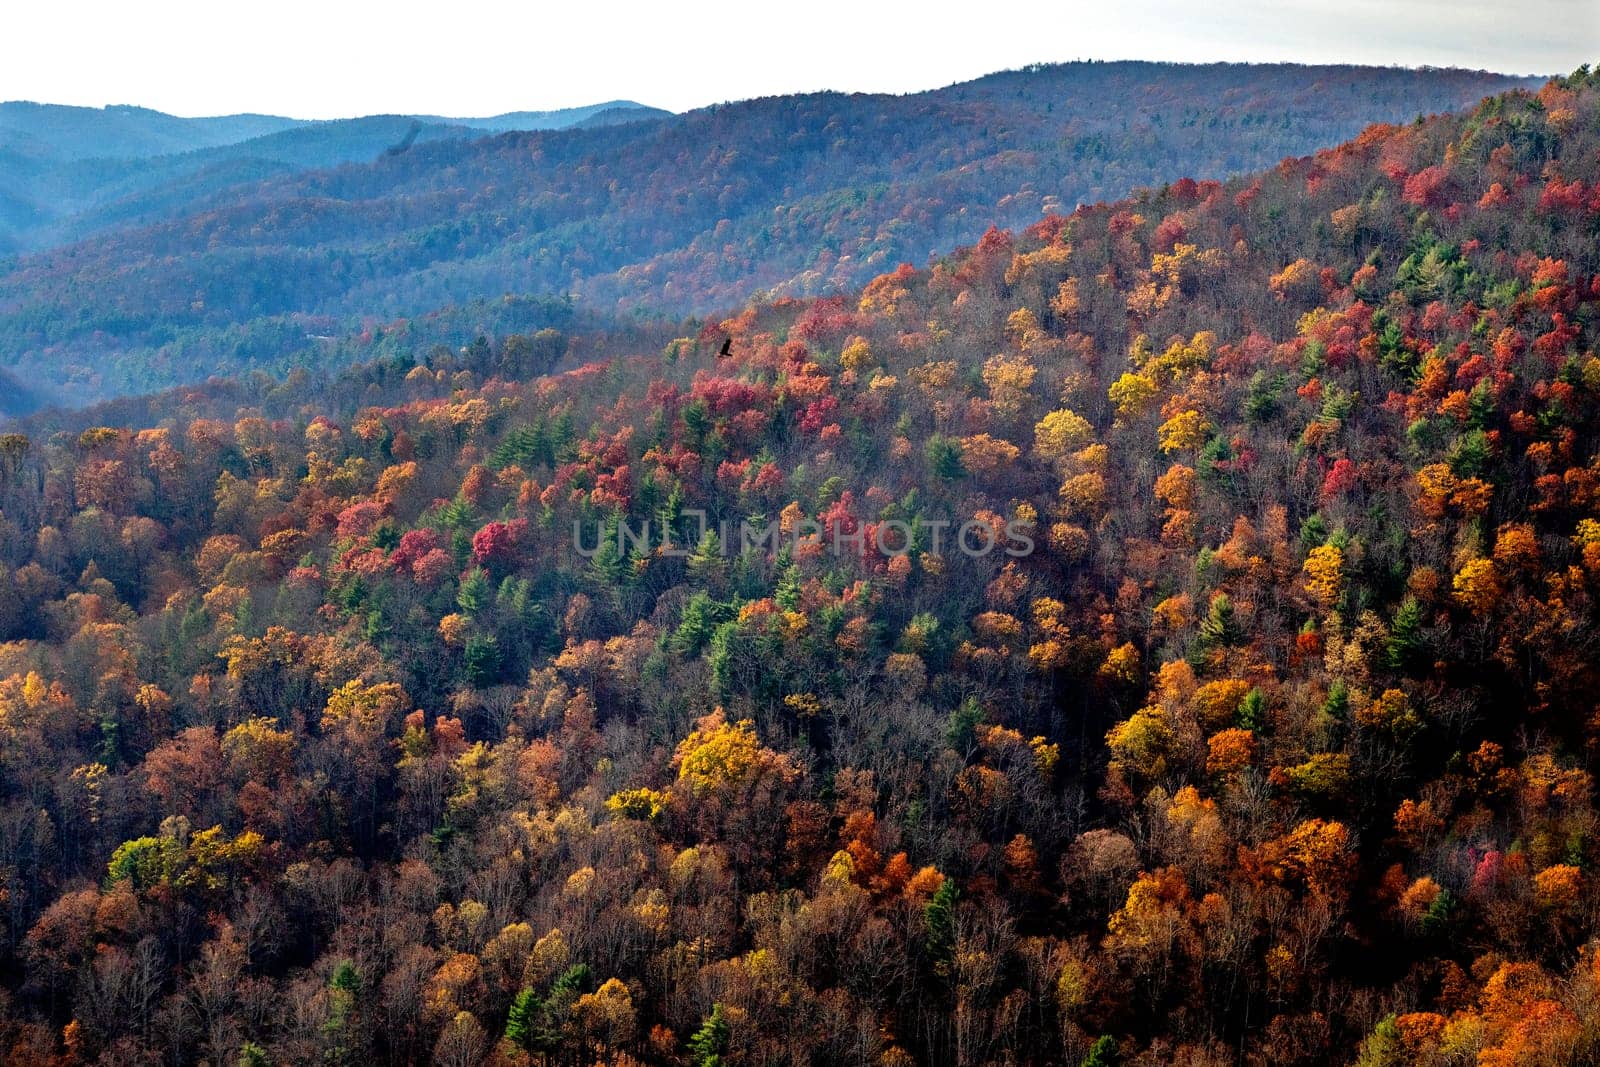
xmin=673 ymin=709 xmax=798 ymax=796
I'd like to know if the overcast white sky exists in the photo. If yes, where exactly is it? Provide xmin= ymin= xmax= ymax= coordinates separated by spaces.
xmin=2 ymin=0 xmax=1595 ymax=118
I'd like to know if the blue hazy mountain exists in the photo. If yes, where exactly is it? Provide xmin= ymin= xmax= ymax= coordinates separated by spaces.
xmin=0 ymin=100 xmax=669 ymax=253
xmin=412 ymin=100 xmax=671 ymax=132
xmin=0 ymin=102 xmax=303 ymax=161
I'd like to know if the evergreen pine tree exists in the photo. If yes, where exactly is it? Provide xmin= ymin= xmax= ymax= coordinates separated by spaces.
xmin=688 ymin=528 xmax=727 ymax=589
xmin=1082 ymin=1035 xmax=1119 ymax=1067
xmin=687 ymin=1003 xmax=730 ymax=1067
xmin=1199 ymin=593 xmax=1241 ymax=648
xmin=503 ymin=987 xmax=540 ymax=1051
xmin=774 ymin=559 xmax=802 ymax=611
xmin=924 ymin=877 xmax=959 ymax=974
xmin=944 ymin=698 xmax=985 ymax=758
xmin=1386 ymin=596 xmax=1423 ymax=669
xmin=1237 ymin=688 xmax=1266 ymax=732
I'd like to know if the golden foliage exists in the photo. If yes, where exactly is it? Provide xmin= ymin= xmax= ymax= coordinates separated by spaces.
xmin=672 ymin=709 xmax=796 ymax=796
xmin=1193 ymin=680 xmax=1251 ymax=730
xmin=1108 ymin=372 xmax=1160 ymax=420
xmin=1033 ymin=408 xmax=1093 ymax=460
xmin=1157 ymin=409 xmax=1210 ymax=453
xmin=1302 ymin=543 xmax=1344 ymax=608
xmin=322 ymin=679 xmax=408 ymax=733
xmin=1452 ymin=557 xmax=1502 ymax=614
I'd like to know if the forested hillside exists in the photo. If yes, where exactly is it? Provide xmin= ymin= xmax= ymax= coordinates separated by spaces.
xmin=0 ymin=62 xmax=1538 ymax=407
xmin=0 ymin=64 xmax=1596 ymax=1065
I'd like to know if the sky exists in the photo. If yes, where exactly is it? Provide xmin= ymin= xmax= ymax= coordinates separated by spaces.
xmin=2 ymin=0 xmax=1596 ymax=119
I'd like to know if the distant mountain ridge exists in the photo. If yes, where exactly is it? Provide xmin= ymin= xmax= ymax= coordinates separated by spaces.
xmin=0 ymin=99 xmax=671 ymax=254
xmin=0 ymin=62 xmax=1545 ymax=406
xmin=0 ymin=98 xmax=670 ymax=159
xmin=411 ymin=101 xmax=672 ymax=132
xmin=0 ymin=101 xmax=302 ymax=161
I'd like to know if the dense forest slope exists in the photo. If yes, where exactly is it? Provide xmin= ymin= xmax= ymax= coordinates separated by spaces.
xmin=0 ymin=66 xmax=1596 ymax=1064
xmin=0 ymin=62 xmax=1539 ymax=406
xmin=0 ymin=101 xmax=667 ymax=257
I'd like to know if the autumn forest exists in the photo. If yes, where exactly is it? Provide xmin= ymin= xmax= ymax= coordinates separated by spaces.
xmin=0 ymin=53 xmax=1596 ymax=1067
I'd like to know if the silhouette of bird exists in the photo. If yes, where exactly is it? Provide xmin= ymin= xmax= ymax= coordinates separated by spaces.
xmin=718 ymin=338 xmax=732 ymax=358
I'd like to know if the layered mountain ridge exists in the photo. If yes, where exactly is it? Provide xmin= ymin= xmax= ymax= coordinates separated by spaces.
xmin=0 ymin=62 xmax=1539 ymax=407
xmin=0 ymin=99 xmax=670 ymax=256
